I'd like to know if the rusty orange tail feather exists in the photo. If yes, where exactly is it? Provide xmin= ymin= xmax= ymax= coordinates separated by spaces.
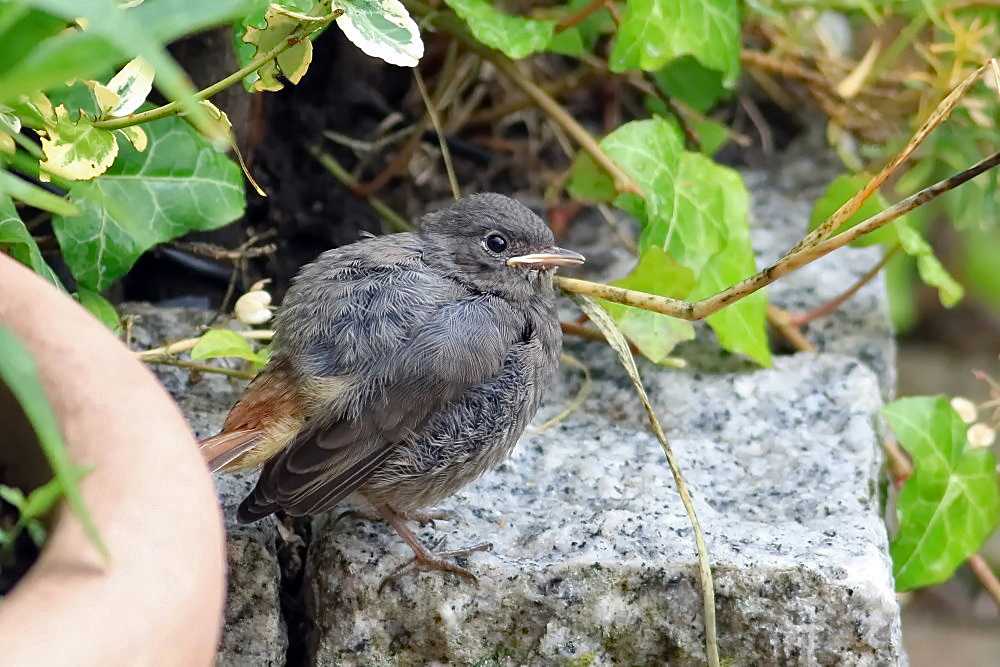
xmin=200 ymin=359 xmax=304 ymax=472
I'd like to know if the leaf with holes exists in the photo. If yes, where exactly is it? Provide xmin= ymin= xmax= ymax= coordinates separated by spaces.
xmin=239 ymin=2 xmax=325 ymax=92
xmin=52 ymin=115 xmax=244 ymax=290
xmin=884 ymin=396 xmax=1000 ymax=590
xmin=609 ymin=0 xmax=739 ymax=85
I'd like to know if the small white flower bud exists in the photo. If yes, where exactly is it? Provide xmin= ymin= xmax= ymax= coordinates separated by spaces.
xmin=968 ymin=423 xmax=996 ymax=449
xmin=950 ymin=396 xmax=978 ymax=424
xmin=234 ymin=289 xmax=273 ymax=325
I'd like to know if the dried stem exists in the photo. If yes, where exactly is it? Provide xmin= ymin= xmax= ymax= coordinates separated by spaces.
xmin=146 ymin=358 xmax=256 ymax=380
xmin=556 ymin=150 xmax=1000 ymax=320
xmin=414 ymin=68 xmax=460 ymax=200
xmin=791 ymin=245 xmax=900 ymax=326
xmin=309 ymin=147 xmax=414 ymax=232
xmin=404 ymin=0 xmax=640 ymax=196
xmin=135 ymin=329 xmax=273 ymax=361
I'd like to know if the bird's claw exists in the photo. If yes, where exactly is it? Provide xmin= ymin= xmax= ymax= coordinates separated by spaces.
xmin=378 ymin=540 xmax=493 ymax=593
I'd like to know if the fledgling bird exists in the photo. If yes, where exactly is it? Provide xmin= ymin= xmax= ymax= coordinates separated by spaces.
xmin=200 ymin=193 xmax=584 ymax=579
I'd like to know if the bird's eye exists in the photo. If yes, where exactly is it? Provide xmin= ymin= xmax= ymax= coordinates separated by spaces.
xmin=484 ymin=233 xmax=508 ymax=254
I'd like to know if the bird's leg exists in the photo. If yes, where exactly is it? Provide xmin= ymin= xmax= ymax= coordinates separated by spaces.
xmin=332 ymin=506 xmax=455 ymax=528
xmin=376 ymin=503 xmax=492 ymax=585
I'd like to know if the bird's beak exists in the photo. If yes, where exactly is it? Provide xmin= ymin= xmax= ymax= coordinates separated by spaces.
xmin=506 ymin=246 xmax=586 ymax=269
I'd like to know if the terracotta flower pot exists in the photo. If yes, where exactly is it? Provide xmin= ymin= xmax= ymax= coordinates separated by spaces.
xmin=0 ymin=255 xmax=226 ymax=665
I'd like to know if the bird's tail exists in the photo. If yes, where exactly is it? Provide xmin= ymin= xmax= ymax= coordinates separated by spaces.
xmin=199 ymin=429 xmax=263 ymax=472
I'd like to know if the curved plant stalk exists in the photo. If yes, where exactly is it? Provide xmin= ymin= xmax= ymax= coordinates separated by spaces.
xmin=570 ymin=293 xmax=720 ymax=667
xmin=555 ymin=149 xmax=1000 ymax=319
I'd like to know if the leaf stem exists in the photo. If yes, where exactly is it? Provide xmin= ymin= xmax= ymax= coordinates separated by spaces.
xmin=146 ymin=358 xmax=256 ymax=380
xmin=414 ymin=68 xmax=460 ymax=200
xmin=555 ymin=0 xmax=604 ymax=33
xmin=92 ymin=11 xmax=342 ymax=131
xmin=135 ymin=329 xmax=273 ymax=361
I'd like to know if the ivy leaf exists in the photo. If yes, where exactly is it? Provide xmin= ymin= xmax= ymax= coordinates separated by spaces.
xmin=334 ymin=0 xmax=423 ymax=67
xmin=811 ymin=173 xmax=962 ymax=308
xmin=896 ymin=223 xmax=963 ymax=308
xmin=603 ymin=246 xmax=695 ymax=362
xmin=809 ymin=173 xmax=903 ymax=247
xmin=38 ymin=104 xmax=118 ymax=181
xmin=52 ymin=115 xmax=244 ymax=290
xmin=75 ymin=287 xmax=122 ymax=334
xmin=444 ymin=0 xmax=555 ymax=59
xmin=106 ymin=57 xmax=155 ymax=117
xmin=191 ymin=328 xmax=265 ymax=364
xmin=0 ymin=194 xmax=64 ymax=288
xmin=653 ymin=56 xmax=730 ymax=113
xmin=883 ymin=396 xmax=1000 ymax=590
xmin=239 ymin=2 xmax=326 ymax=92
xmin=609 ymin=0 xmax=740 ymax=86
xmin=672 ymin=153 xmax=769 ymax=366
xmin=597 ymin=118 xmax=770 ymax=365
xmin=567 ymin=151 xmax=617 ymax=203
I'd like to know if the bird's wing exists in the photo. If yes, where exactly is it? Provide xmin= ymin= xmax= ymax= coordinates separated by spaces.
xmin=238 ymin=242 xmax=524 ymax=521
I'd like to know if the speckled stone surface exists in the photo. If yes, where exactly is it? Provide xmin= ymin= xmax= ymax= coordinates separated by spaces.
xmin=129 ymin=143 xmax=904 ymax=666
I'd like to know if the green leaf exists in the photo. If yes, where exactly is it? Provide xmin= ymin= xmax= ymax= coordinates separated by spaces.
xmin=191 ymin=328 xmax=264 ymax=363
xmin=0 ymin=324 xmax=107 ymax=559
xmin=567 ymin=152 xmax=617 ymax=203
xmin=334 ymin=0 xmax=423 ymax=67
xmin=883 ymin=396 xmax=1000 ymax=590
xmin=962 ymin=221 xmax=1000 ymax=309
xmin=670 ymin=153 xmax=770 ymax=366
xmin=51 ymin=115 xmax=245 ymax=290
xmin=75 ymin=288 xmax=121 ymax=334
xmin=39 ymin=104 xmax=118 ymax=181
xmin=0 ymin=5 xmax=66 ymax=74
xmin=0 ymin=169 xmax=79 ymax=217
xmin=237 ymin=2 xmax=328 ymax=92
xmin=20 ymin=468 xmax=89 ymax=522
xmin=809 ymin=174 xmax=902 ymax=247
xmin=597 ymin=118 xmax=770 ymax=365
xmin=4 ymin=0 xmax=264 ymax=132
xmin=896 ymin=223 xmax=963 ymax=308
xmin=653 ymin=56 xmax=730 ymax=113
xmin=0 ymin=485 xmax=26 ymax=511
xmin=547 ymin=0 xmax=612 ymax=56
xmin=811 ymin=173 xmax=963 ymax=309
xmin=609 ymin=0 xmax=740 ymax=86
xmin=0 ymin=194 xmax=64 ymax=288
xmin=444 ymin=0 xmax=555 ymax=59
xmin=602 ymin=247 xmax=695 ymax=362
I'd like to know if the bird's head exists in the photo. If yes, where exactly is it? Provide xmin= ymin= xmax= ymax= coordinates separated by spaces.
xmin=419 ymin=193 xmax=585 ymax=302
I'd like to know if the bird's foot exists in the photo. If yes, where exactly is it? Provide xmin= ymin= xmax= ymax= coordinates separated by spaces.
xmin=374 ymin=504 xmax=490 ymax=589
xmin=378 ymin=537 xmax=493 ymax=592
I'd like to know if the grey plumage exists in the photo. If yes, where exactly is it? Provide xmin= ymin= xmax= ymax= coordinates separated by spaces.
xmin=228 ymin=193 xmax=582 ymax=527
